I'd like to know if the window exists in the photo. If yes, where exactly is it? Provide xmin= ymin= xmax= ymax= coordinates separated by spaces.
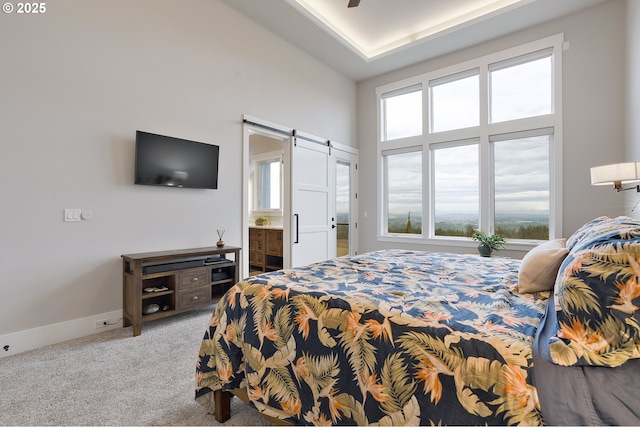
xmin=251 ymin=153 xmax=283 ymax=213
xmin=493 ymin=133 xmax=550 ymax=239
xmin=490 ymin=53 xmax=552 ymax=123
xmin=376 ymin=34 xmax=563 ymax=246
xmin=258 ymin=158 xmax=281 ymax=210
xmin=433 ymin=143 xmax=479 ymax=236
xmin=431 ymin=71 xmax=479 ymax=133
xmin=382 ymin=85 xmax=422 ymax=141
xmin=383 ymin=148 xmax=422 ymax=235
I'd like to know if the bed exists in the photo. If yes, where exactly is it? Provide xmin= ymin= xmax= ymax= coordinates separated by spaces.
xmin=195 ymin=216 xmax=640 ymax=426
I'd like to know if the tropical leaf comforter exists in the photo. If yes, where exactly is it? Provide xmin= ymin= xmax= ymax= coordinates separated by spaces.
xmin=195 ymin=249 xmax=549 ymax=425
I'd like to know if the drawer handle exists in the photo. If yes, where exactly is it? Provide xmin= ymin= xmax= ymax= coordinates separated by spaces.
xmin=191 ymin=277 xmax=198 ymax=282
xmin=192 ymin=295 xmax=199 ymax=301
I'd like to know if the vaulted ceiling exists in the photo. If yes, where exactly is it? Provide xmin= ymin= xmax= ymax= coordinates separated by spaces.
xmin=223 ymin=0 xmax=608 ymax=81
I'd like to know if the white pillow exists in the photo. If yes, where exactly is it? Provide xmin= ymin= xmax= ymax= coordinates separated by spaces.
xmin=517 ymin=238 xmax=569 ymax=293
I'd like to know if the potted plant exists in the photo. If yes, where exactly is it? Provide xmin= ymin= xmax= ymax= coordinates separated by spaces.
xmin=255 ymin=216 xmax=269 ymax=226
xmin=470 ymin=230 xmax=506 ymax=257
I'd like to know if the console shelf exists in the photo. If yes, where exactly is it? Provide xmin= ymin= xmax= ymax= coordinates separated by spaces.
xmin=122 ymin=246 xmax=240 ymax=336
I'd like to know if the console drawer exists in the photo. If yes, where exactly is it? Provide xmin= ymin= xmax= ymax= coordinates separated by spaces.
xmin=178 ymin=287 xmax=210 ymax=309
xmin=178 ymin=268 xmax=209 ymax=289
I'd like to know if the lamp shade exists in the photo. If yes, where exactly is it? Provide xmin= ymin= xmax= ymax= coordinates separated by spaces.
xmin=590 ymin=162 xmax=640 ymax=186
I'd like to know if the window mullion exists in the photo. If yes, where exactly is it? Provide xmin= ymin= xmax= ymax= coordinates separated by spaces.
xmin=479 ymin=135 xmax=492 ymax=234
xmin=478 ymin=63 xmax=492 ymax=234
xmin=381 ymin=150 xmax=389 ymax=236
xmin=424 ymin=79 xmax=432 ymax=238
xmin=488 ymin=115 xmax=555 ymax=136
xmin=425 ymin=143 xmax=433 ymax=238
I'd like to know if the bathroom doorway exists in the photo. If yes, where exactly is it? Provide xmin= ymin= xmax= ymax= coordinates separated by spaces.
xmin=241 ymin=116 xmax=358 ymax=278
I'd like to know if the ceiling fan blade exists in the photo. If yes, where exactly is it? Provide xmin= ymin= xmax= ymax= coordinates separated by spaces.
xmin=348 ymin=0 xmax=360 ymax=7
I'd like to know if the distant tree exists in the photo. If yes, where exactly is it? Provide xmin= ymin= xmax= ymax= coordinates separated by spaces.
xmin=434 ymin=223 xmax=476 ymax=237
xmin=496 ymin=224 xmax=549 ymax=240
xmin=465 ymin=224 xmax=475 ymax=237
xmin=387 ymin=211 xmax=421 ymax=234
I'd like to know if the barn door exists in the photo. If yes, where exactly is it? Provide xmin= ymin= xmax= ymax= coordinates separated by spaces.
xmin=289 ymin=136 xmax=335 ymax=268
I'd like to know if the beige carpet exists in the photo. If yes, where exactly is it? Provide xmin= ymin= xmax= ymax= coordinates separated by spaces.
xmin=0 ymin=308 xmax=272 ymax=426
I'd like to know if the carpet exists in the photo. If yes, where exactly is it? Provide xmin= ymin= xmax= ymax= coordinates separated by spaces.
xmin=0 ymin=308 xmax=271 ymax=426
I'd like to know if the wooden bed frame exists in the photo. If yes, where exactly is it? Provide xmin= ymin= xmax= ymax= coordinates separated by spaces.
xmin=213 ymin=389 xmax=288 ymax=425
xmin=212 ymin=389 xmax=232 ymax=423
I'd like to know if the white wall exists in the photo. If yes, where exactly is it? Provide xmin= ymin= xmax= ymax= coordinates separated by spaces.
xmin=0 ymin=0 xmax=355 ymax=350
xmin=356 ymin=0 xmax=627 ymax=255
xmin=626 ymin=0 xmax=640 ymax=218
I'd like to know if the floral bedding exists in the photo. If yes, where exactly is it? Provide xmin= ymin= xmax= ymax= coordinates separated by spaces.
xmin=551 ymin=216 xmax=640 ymax=367
xmin=195 ymin=250 xmax=549 ymax=425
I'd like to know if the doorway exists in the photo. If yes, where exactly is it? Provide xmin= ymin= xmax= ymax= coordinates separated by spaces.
xmin=335 ymin=152 xmax=358 ymax=257
xmin=241 ymin=116 xmax=358 ymax=278
xmin=245 ymin=128 xmax=288 ymax=278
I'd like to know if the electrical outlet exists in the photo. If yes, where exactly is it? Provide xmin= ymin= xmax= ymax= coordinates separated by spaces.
xmin=95 ymin=319 xmax=109 ymax=329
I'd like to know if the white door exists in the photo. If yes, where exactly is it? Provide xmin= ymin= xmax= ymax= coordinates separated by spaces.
xmin=290 ymin=137 xmax=335 ymax=268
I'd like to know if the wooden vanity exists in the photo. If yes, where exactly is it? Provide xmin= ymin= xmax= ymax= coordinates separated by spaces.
xmin=248 ymin=227 xmax=283 ymax=272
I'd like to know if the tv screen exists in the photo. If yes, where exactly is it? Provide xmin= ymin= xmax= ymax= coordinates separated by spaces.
xmin=134 ymin=131 xmax=219 ymax=189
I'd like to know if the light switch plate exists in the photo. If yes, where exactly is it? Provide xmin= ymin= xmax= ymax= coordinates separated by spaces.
xmin=64 ymin=209 xmax=81 ymax=222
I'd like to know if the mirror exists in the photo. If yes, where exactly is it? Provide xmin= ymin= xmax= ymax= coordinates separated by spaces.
xmin=254 ymin=155 xmax=282 ymax=211
xmin=249 ymin=131 xmax=285 ymax=219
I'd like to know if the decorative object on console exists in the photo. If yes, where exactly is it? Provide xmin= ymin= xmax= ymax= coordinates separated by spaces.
xmin=590 ymin=161 xmax=640 ymax=192
xmin=144 ymin=286 xmax=168 ymax=293
xmin=469 ymin=229 xmax=506 ymax=257
xmin=142 ymin=304 xmax=159 ymax=315
xmin=254 ymin=216 xmax=269 ymax=226
xmin=216 ymin=229 xmax=225 ymax=247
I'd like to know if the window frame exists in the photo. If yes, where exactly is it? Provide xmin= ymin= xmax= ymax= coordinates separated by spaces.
xmin=250 ymin=150 xmax=284 ymax=216
xmin=430 ymin=138 xmax=480 ymax=239
xmin=429 ymin=68 xmax=480 ymax=133
xmin=375 ymin=34 xmax=564 ymax=250
xmin=382 ymin=145 xmax=424 ymax=238
xmin=381 ymin=83 xmax=423 ymax=141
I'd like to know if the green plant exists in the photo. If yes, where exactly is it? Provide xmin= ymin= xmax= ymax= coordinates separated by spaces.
xmin=469 ymin=230 xmax=506 ymax=251
xmin=255 ymin=216 xmax=269 ymax=225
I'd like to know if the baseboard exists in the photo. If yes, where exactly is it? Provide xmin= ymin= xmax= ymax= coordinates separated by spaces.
xmin=0 ymin=309 xmax=123 ymax=358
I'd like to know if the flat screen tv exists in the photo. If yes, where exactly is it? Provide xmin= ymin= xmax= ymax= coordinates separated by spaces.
xmin=134 ymin=131 xmax=219 ymax=189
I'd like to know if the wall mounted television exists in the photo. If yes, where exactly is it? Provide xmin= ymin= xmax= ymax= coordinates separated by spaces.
xmin=134 ymin=131 xmax=219 ymax=189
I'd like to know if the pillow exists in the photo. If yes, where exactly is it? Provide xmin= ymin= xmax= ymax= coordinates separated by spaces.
xmin=517 ymin=238 xmax=569 ymax=293
xmin=549 ymin=216 xmax=640 ymax=367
